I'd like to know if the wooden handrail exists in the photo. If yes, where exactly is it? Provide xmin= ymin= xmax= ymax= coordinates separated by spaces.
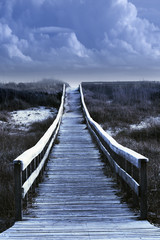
xmin=80 ymin=83 xmax=149 ymax=220
xmin=14 ymin=84 xmax=65 ymax=221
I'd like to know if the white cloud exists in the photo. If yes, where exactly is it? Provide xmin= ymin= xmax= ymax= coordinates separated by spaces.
xmin=0 ymin=22 xmax=32 ymax=62
xmin=0 ymin=23 xmax=14 ymax=42
xmin=34 ymin=26 xmax=72 ymax=34
xmin=0 ymin=0 xmax=160 ymax=80
xmin=5 ymin=44 xmax=32 ymax=61
xmin=31 ymin=0 xmax=46 ymax=6
xmin=67 ymin=33 xmax=89 ymax=58
xmin=103 ymin=0 xmax=160 ymax=61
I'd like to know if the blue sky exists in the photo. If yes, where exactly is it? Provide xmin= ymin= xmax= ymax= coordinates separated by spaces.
xmin=0 ymin=0 xmax=160 ymax=85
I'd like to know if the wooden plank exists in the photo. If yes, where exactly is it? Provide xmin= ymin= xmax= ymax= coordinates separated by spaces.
xmin=22 ymin=127 xmax=59 ymax=198
xmin=14 ymin=161 xmax=22 ymax=221
xmin=116 ymin=163 xmax=140 ymax=195
xmin=1 ymin=87 xmax=159 ymax=240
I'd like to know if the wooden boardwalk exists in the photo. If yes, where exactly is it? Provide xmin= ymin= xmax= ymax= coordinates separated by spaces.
xmin=1 ymin=88 xmax=160 ymax=239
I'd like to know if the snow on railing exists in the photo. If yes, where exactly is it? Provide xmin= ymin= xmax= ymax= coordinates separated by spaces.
xmin=80 ymin=83 xmax=148 ymax=220
xmin=14 ymin=84 xmax=65 ymax=221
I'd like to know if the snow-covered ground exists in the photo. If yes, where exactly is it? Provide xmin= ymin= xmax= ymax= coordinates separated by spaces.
xmin=106 ymin=115 xmax=160 ymax=136
xmin=130 ymin=115 xmax=160 ymax=130
xmin=0 ymin=107 xmax=57 ymax=132
xmin=106 ymin=127 xmax=123 ymax=136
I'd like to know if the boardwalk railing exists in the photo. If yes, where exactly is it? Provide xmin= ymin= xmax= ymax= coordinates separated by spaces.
xmin=14 ymin=84 xmax=65 ymax=221
xmin=80 ymin=84 xmax=149 ymax=220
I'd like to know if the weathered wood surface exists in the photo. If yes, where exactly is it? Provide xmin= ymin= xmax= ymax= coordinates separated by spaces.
xmin=80 ymin=84 xmax=148 ymax=219
xmin=13 ymin=85 xmax=65 ymax=221
xmin=1 ymin=87 xmax=160 ymax=239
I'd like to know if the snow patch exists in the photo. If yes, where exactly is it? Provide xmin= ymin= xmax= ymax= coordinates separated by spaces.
xmin=130 ymin=115 xmax=160 ymax=130
xmin=106 ymin=127 xmax=123 ymax=136
xmin=105 ymin=115 xmax=160 ymax=137
xmin=10 ymin=106 xmax=57 ymax=131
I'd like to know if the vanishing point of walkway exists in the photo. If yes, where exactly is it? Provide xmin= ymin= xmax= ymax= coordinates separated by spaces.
xmin=1 ymin=88 xmax=160 ymax=239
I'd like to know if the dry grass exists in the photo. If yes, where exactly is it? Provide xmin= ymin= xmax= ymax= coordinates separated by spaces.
xmin=0 ymin=119 xmax=57 ymax=232
xmin=0 ymin=79 xmax=64 ymax=232
xmin=82 ymin=81 xmax=160 ymax=224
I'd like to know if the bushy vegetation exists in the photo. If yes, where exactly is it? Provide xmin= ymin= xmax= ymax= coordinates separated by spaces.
xmin=0 ymin=79 xmax=64 ymax=232
xmin=83 ymin=81 xmax=160 ymax=126
xmin=0 ymin=79 xmax=65 ymax=111
xmin=82 ymin=81 xmax=160 ymax=225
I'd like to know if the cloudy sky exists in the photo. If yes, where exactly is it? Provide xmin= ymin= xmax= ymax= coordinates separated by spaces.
xmin=0 ymin=0 xmax=160 ymax=85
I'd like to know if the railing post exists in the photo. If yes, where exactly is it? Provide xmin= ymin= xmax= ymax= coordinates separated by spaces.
xmin=140 ymin=159 xmax=148 ymax=220
xmin=14 ymin=160 xmax=23 ymax=221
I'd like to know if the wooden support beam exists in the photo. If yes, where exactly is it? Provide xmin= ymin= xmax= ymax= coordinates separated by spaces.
xmin=13 ymin=84 xmax=66 ymax=221
xmin=14 ymin=160 xmax=22 ymax=221
xmin=140 ymin=160 xmax=148 ymax=220
xmin=80 ymin=83 xmax=149 ymax=219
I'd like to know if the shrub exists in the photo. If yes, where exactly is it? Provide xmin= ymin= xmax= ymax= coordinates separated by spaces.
xmin=29 ymin=117 xmax=55 ymax=135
